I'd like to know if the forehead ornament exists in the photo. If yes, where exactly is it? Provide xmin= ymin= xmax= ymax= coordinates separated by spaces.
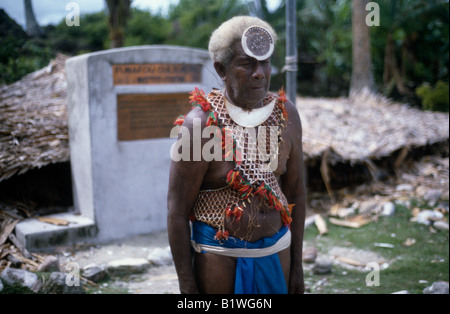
xmin=241 ymin=25 xmax=275 ymax=61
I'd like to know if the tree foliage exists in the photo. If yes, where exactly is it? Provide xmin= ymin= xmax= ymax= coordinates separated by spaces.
xmin=0 ymin=9 xmax=52 ymax=84
xmin=44 ymin=12 xmax=109 ymax=53
xmin=166 ymin=0 xmax=249 ymax=49
xmin=371 ymin=0 xmax=449 ymax=105
xmin=416 ymin=81 xmax=449 ymax=112
xmin=295 ymin=0 xmax=353 ymax=96
xmin=1 ymin=0 xmax=448 ymax=111
xmin=124 ymin=8 xmax=172 ymax=46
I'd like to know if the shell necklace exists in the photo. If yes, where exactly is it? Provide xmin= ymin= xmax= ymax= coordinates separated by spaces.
xmin=224 ymin=96 xmax=276 ymax=128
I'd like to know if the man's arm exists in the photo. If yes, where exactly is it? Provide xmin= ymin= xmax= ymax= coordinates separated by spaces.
xmin=167 ymin=109 xmax=209 ymax=294
xmin=281 ymin=100 xmax=306 ymax=294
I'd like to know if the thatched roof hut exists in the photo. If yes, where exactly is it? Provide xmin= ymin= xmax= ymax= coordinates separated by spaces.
xmin=0 ymin=54 xmax=69 ymax=182
xmin=0 ymin=55 xmax=448 ymax=187
xmin=299 ymin=91 xmax=449 ymax=164
xmin=297 ymin=91 xmax=448 ymax=193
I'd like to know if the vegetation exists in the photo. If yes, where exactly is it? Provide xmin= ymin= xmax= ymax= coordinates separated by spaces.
xmin=304 ymin=203 xmax=449 ymax=294
xmin=0 ymin=9 xmax=52 ymax=84
xmin=416 ymin=81 xmax=450 ymax=112
xmin=0 ymin=0 xmax=448 ymax=110
xmin=371 ymin=0 xmax=449 ymax=106
xmin=166 ymin=0 xmax=248 ymax=48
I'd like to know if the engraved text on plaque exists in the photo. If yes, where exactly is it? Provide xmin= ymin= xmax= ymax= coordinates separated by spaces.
xmin=117 ymin=93 xmax=190 ymax=141
xmin=113 ymin=64 xmax=202 ymax=85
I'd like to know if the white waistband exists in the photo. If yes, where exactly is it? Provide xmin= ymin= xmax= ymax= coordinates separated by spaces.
xmin=191 ymin=230 xmax=291 ymax=258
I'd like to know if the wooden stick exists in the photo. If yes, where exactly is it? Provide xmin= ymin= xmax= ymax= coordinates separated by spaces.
xmin=8 ymin=233 xmax=32 ymax=260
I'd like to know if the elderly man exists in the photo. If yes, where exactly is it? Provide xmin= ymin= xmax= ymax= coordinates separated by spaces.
xmin=168 ymin=16 xmax=306 ymax=294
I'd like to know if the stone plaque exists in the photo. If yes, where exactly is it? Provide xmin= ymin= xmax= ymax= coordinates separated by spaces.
xmin=117 ymin=93 xmax=190 ymax=141
xmin=113 ymin=64 xmax=202 ymax=85
xmin=66 ymin=46 xmax=220 ymax=242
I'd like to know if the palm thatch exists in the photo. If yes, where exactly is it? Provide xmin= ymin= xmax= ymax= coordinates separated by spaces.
xmin=299 ymin=90 xmax=449 ymax=165
xmin=0 ymin=54 xmax=69 ymax=182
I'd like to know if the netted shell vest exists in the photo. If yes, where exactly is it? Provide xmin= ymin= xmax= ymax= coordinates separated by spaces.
xmin=177 ymin=88 xmax=293 ymax=241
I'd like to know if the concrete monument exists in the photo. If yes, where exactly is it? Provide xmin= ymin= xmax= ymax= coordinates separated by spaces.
xmin=16 ymin=46 xmax=219 ymax=249
xmin=63 ymin=46 xmax=219 ymax=242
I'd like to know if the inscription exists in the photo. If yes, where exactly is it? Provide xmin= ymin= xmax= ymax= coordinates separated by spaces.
xmin=117 ymin=93 xmax=190 ymax=141
xmin=113 ymin=64 xmax=202 ymax=85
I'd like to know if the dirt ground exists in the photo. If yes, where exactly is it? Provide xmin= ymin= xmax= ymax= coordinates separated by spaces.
xmin=58 ymin=228 xmax=180 ymax=294
xmin=61 ymin=233 xmax=392 ymax=294
xmin=57 ymin=150 xmax=448 ymax=294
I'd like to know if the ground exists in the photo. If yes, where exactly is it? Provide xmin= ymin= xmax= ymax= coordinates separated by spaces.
xmin=54 ymin=151 xmax=448 ymax=294
xmin=1 ymin=148 xmax=448 ymax=294
xmin=59 ymin=230 xmax=180 ymax=294
xmin=58 ymin=193 xmax=448 ymax=294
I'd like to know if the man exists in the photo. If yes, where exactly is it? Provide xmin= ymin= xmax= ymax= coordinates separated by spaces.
xmin=167 ymin=16 xmax=306 ymax=294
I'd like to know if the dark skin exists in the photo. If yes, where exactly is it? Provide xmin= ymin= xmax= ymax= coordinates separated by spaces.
xmin=167 ymin=40 xmax=306 ymax=294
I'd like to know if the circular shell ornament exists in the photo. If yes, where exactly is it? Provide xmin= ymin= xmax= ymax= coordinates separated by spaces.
xmin=241 ymin=25 xmax=275 ymax=61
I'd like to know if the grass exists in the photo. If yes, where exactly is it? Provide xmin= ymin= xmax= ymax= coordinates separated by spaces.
xmin=0 ymin=283 xmax=35 ymax=294
xmin=303 ymin=203 xmax=449 ymax=294
xmin=83 ymin=273 xmax=151 ymax=294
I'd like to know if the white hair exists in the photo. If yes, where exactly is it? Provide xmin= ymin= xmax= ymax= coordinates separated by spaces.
xmin=208 ymin=16 xmax=278 ymax=66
